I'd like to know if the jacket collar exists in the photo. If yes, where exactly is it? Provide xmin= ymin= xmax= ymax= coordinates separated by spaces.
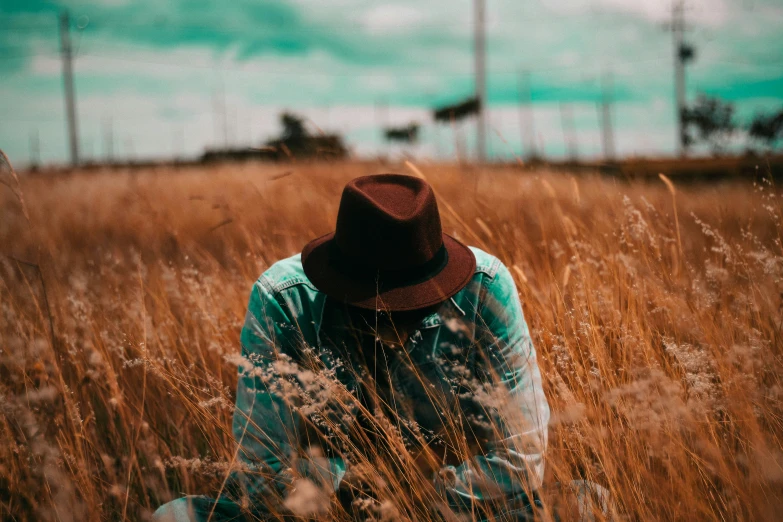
xmin=312 ymin=295 xmax=466 ymax=352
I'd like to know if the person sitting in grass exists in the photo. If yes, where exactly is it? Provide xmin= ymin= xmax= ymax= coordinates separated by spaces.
xmin=154 ymin=173 xmax=552 ymax=521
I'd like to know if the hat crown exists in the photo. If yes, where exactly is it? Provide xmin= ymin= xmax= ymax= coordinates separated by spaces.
xmin=335 ymin=174 xmax=443 ymax=271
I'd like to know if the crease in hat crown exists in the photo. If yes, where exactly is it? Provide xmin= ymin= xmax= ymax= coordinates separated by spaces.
xmin=346 ymin=174 xmax=432 ymax=223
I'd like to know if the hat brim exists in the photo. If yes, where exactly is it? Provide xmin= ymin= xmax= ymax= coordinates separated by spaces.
xmin=301 ymin=233 xmax=476 ymax=312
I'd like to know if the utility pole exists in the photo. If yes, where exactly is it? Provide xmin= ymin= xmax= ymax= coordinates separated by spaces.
xmin=671 ymin=0 xmax=689 ymax=156
xmin=124 ymin=136 xmax=135 ymax=161
xmin=473 ymin=0 xmax=487 ymax=164
xmin=487 ymin=113 xmax=493 ymax=158
xmin=103 ymin=117 xmax=114 ymax=163
xmin=211 ymin=89 xmax=219 ymax=148
xmin=212 ymin=82 xmax=228 ymax=149
xmin=29 ymin=129 xmax=40 ymax=169
xmin=598 ymin=71 xmax=615 ymax=161
xmin=425 ymin=91 xmax=441 ymax=161
xmin=517 ymin=70 xmax=536 ymax=160
xmin=375 ymin=98 xmax=389 ymax=156
xmin=375 ymin=98 xmax=388 ymax=132
xmin=432 ymin=123 xmax=440 ymax=160
xmin=221 ymin=87 xmax=228 ymax=148
xmin=83 ymin=138 xmax=92 ymax=162
xmin=172 ymin=124 xmax=184 ymax=160
xmin=59 ymin=10 xmax=79 ymax=166
xmin=228 ymin=105 xmax=236 ymax=147
xmin=323 ymin=102 xmax=331 ymax=132
xmin=560 ymin=103 xmax=578 ymax=162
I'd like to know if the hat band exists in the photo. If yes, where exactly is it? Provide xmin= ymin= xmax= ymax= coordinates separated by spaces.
xmin=329 ymin=242 xmax=449 ymax=288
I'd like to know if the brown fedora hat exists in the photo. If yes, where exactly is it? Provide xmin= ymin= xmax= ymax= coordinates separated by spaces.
xmin=301 ymin=174 xmax=476 ymax=311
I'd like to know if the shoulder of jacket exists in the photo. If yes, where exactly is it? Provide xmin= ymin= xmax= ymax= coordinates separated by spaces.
xmin=468 ymin=246 xmax=502 ymax=280
xmin=257 ymin=253 xmax=319 ymax=295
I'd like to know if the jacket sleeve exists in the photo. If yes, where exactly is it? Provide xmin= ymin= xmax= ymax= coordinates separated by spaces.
xmin=434 ymin=262 xmax=550 ymax=514
xmin=228 ymin=277 xmax=346 ymax=511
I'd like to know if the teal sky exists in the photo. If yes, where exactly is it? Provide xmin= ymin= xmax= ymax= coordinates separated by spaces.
xmin=2 ymin=0 xmax=782 ymax=166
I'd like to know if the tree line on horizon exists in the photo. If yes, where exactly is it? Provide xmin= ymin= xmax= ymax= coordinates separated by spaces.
xmin=682 ymin=95 xmax=783 ymax=156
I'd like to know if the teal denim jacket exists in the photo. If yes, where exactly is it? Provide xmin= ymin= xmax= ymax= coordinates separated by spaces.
xmin=229 ymin=246 xmax=550 ymax=516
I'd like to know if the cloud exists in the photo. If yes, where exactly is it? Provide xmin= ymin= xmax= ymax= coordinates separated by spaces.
xmin=359 ymin=4 xmax=425 ymax=34
xmin=540 ymin=0 xmax=731 ymax=27
xmin=65 ymin=0 xmax=134 ymax=5
xmin=597 ymin=0 xmax=730 ymax=26
xmin=29 ymin=54 xmax=61 ymax=76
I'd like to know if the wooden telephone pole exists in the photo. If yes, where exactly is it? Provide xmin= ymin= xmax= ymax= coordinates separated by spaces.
xmin=473 ymin=0 xmax=487 ymax=163
xmin=560 ymin=103 xmax=578 ymax=161
xmin=29 ymin=129 xmax=40 ymax=168
xmin=59 ymin=10 xmax=80 ymax=166
xmin=517 ymin=70 xmax=536 ymax=160
xmin=598 ymin=72 xmax=615 ymax=161
xmin=103 ymin=117 xmax=114 ymax=162
xmin=673 ymin=0 xmax=686 ymax=155
xmin=670 ymin=0 xmax=692 ymax=156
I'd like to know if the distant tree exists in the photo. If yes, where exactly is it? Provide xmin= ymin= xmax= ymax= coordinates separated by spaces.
xmin=280 ymin=112 xmax=307 ymax=140
xmin=433 ymin=97 xmax=481 ymax=123
xmin=200 ymin=111 xmax=347 ymax=162
xmin=267 ymin=111 xmax=347 ymax=160
xmin=683 ymin=94 xmax=736 ymax=154
xmin=384 ymin=123 xmax=420 ymax=143
xmin=748 ymin=108 xmax=783 ymax=150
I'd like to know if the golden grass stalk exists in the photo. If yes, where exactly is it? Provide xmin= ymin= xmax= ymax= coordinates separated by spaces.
xmin=659 ymin=172 xmax=683 ymax=272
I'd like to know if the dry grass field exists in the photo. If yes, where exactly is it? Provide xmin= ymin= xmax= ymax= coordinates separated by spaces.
xmin=1 ymin=158 xmax=782 ymax=521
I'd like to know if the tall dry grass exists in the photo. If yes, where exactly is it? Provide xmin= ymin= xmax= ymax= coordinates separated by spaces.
xmin=1 ymin=159 xmax=782 ymax=521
